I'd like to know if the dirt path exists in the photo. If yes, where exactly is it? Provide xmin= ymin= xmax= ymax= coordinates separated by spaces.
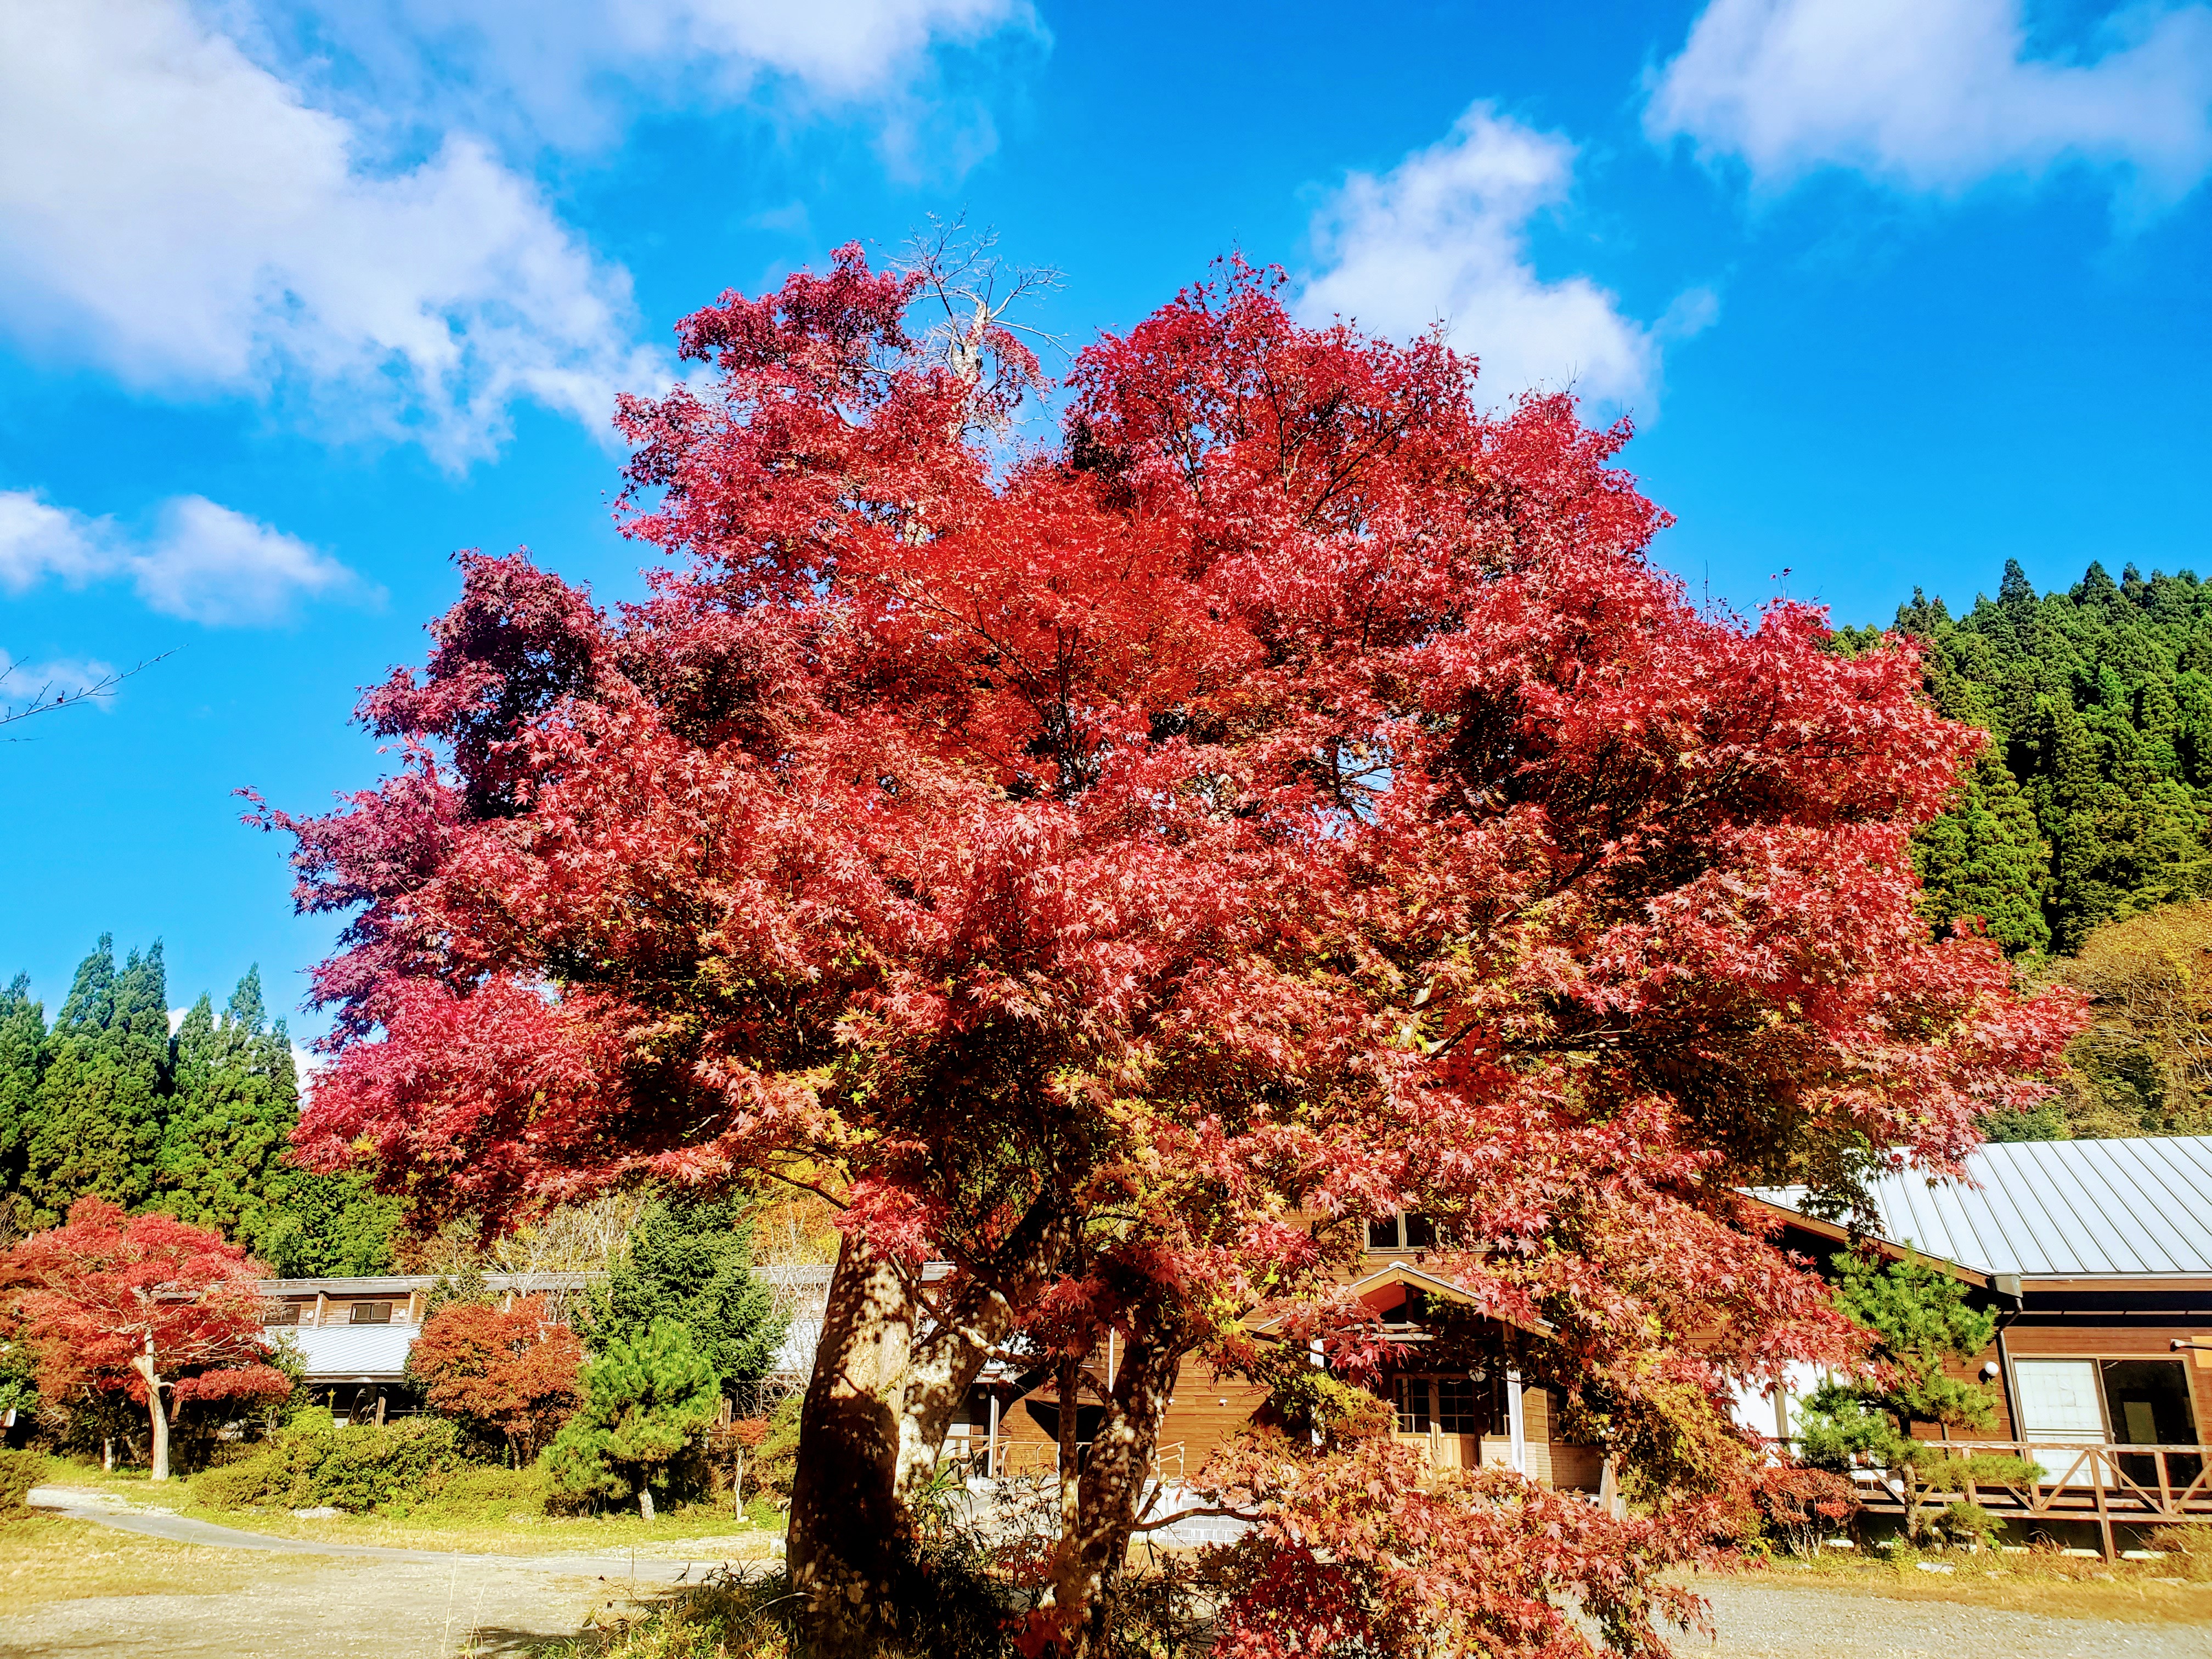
xmin=1694 ymin=1578 xmax=2212 ymax=1659
xmin=9 ymin=1491 xmax=2209 ymax=1658
xmin=0 ymin=1555 xmax=626 ymax=1658
xmin=0 ymin=1489 xmax=748 ymax=1658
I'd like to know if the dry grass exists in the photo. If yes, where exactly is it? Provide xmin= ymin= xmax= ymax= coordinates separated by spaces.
xmin=41 ymin=1459 xmax=785 ymax=1559
xmin=165 ymin=1502 xmax=786 ymax=1559
xmin=1699 ymin=1542 xmax=2212 ymax=1627
xmin=0 ymin=1510 xmax=327 ymax=1610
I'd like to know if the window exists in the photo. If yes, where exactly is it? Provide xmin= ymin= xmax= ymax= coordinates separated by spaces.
xmin=348 ymin=1301 xmax=394 ymax=1324
xmin=1437 ymin=1375 xmax=1485 ymax=1435
xmin=263 ymin=1302 xmax=300 ymax=1327
xmin=1393 ymin=1375 xmax=1494 ymax=1436
xmin=1393 ymin=1376 xmax=1430 ymax=1432
xmin=1366 ymin=1214 xmax=1437 ymax=1251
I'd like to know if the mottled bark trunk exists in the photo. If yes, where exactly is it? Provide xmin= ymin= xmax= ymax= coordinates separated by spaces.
xmin=1034 ymin=1335 xmax=1180 ymax=1658
xmin=130 ymin=1348 xmax=169 ymax=1483
xmin=788 ymin=1233 xmax=917 ymax=1659
xmin=637 ymin=1485 xmax=655 ymax=1522
xmin=788 ymin=1218 xmax=1059 ymax=1657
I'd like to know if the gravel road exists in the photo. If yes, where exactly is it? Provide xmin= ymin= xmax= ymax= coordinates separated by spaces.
xmin=7 ymin=1489 xmax=2208 ymax=1659
xmin=1695 ymin=1578 xmax=2212 ymax=1659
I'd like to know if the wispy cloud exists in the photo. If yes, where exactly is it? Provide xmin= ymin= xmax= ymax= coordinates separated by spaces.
xmin=1298 ymin=103 xmax=1711 ymax=416
xmin=1647 ymin=0 xmax=2212 ymax=208
xmin=0 ymin=489 xmax=368 ymax=627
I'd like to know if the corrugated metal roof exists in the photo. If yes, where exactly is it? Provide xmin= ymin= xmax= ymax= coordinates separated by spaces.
xmin=1764 ymin=1136 xmax=2212 ymax=1278
xmin=287 ymin=1322 xmax=421 ymax=1380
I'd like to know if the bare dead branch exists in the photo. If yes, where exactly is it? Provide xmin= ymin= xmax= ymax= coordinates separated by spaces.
xmin=0 ymin=651 xmax=173 ymax=737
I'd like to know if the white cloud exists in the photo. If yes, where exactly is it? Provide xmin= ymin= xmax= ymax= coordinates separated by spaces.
xmin=0 ymin=491 xmax=110 ymax=590
xmin=0 ymin=0 xmax=661 ymax=465
xmin=136 ymin=496 xmax=366 ymax=626
xmin=0 ymin=489 xmax=365 ymax=626
xmin=1298 ymin=104 xmax=1700 ymax=414
xmin=1646 ymin=0 xmax=2212 ymax=204
xmin=292 ymin=0 xmax=1034 ymax=153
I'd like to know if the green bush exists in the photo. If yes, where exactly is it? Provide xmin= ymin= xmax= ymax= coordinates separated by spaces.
xmin=194 ymin=1416 xmax=472 ymax=1514
xmin=0 ymin=1448 xmax=47 ymax=1513
xmin=405 ymin=1462 xmax=551 ymax=1522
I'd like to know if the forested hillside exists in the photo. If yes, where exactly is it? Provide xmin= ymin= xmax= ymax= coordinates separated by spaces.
xmin=0 ymin=936 xmax=397 ymax=1271
xmin=1857 ymin=559 xmax=2212 ymax=1139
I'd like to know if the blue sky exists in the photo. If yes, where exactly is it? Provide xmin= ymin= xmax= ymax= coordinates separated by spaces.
xmin=3 ymin=0 xmax=2209 ymax=1032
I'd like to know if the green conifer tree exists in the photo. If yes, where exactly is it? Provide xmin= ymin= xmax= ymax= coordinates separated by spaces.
xmin=0 ymin=974 xmax=46 ymax=1202
xmin=23 ymin=937 xmax=169 ymax=1224
xmin=548 ymin=1318 xmax=719 ymax=1520
xmin=154 ymin=967 xmax=300 ymax=1245
xmin=1912 ymin=753 xmax=2051 ymax=956
xmin=1797 ymin=1252 xmax=2036 ymax=1546
xmin=577 ymin=1195 xmax=784 ymax=1402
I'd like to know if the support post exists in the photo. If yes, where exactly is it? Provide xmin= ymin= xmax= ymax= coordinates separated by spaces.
xmin=2095 ymin=1449 xmax=2115 ymax=1561
xmin=1506 ymin=1368 xmax=1527 ymax=1476
xmin=987 ymin=1391 xmax=1000 ymax=1481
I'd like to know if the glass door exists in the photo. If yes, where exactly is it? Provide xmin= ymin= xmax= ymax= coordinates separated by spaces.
xmin=2100 ymin=1359 xmax=2202 ymax=1489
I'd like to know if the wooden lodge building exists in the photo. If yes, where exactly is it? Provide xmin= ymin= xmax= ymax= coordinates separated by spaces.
xmin=1744 ymin=1134 xmax=2212 ymax=1553
xmin=255 ymin=1137 xmax=2210 ymax=1550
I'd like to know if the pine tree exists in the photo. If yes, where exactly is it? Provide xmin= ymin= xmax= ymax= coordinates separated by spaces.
xmin=23 ymin=938 xmax=170 ymax=1224
xmin=1797 ymin=1251 xmax=2035 ymax=1545
xmin=0 ymin=974 xmax=46 ymax=1202
xmin=548 ymin=1318 xmax=718 ymax=1520
xmin=576 ymin=1194 xmax=784 ymax=1402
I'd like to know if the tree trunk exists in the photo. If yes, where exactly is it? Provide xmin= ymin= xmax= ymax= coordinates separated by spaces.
xmin=101 ymin=1436 xmax=114 ymax=1474
xmin=788 ymin=1232 xmax=926 ymax=1659
xmin=789 ymin=1216 xmax=1062 ymax=1659
xmin=637 ymin=1483 xmax=655 ymax=1522
xmin=130 ymin=1348 xmax=170 ymax=1483
xmin=1034 ymin=1334 xmax=1180 ymax=1658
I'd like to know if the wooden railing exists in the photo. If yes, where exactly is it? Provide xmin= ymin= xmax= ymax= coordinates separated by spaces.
xmin=1848 ymin=1441 xmax=2210 ymax=1553
xmin=944 ymin=1437 xmax=1188 ymax=1483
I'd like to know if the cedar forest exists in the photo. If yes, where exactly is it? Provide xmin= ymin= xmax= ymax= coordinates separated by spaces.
xmin=0 ymin=248 xmax=2205 ymax=1658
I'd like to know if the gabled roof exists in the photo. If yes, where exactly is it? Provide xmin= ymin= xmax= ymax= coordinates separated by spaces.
xmin=1755 ymin=1135 xmax=2212 ymax=1281
xmin=1249 ymin=1261 xmax=1554 ymax=1337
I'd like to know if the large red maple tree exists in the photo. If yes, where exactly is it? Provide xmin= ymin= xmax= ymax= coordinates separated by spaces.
xmin=259 ymin=250 xmax=2075 ymax=1656
xmin=2 ymin=1198 xmax=289 ymax=1481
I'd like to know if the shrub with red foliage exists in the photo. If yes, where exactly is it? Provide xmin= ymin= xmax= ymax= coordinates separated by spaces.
xmin=1190 ymin=1432 xmax=1719 ymax=1659
xmin=406 ymin=1295 xmax=583 ymax=1462
xmin=253 ymin=249 xmax=2078 ymax=1655
xmin=1 ymin=1198 xmax=287 ymax=1480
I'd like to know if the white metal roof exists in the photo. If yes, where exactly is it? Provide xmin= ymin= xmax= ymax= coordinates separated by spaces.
xmin=1765 ymin=1136 xmax=2212 ymax=1279
xmin=286 ymin=1321 xmax=422 ymax=1381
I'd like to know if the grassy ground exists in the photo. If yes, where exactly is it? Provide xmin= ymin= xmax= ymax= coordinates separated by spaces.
xmin=38 ymin=1459 xmax=788 ymax=1559
xmin=0 ymin=1509 xmax=331 ymax=1610
xmin=1695 ymin=1539 xmax=2212 ymax=1627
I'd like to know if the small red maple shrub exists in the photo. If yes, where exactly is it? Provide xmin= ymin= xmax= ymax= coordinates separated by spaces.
xmin=255 ymin=249 xmax=2077 ymax=1655
xmin=405 ymin=1296 xmax=583 ymax=1462
xmin=1 ymin=1197 xmax=287 ymax=1480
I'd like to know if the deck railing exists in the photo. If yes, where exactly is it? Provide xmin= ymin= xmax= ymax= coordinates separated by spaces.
xmin=1847 ymin=1440 xmax=2210 ymax=1553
